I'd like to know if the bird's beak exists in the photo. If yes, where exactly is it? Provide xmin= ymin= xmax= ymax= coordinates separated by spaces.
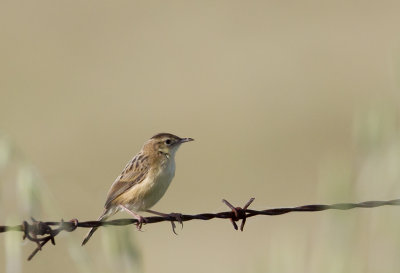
xmin=179 ymin=137 xmax=194 ymax=143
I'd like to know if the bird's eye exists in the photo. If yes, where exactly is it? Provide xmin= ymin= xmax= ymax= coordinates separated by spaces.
xmin=165 ymin=139 xmax=172 ymax=145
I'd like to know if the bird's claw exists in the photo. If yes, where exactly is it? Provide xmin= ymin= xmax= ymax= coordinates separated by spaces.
xmin=168 ymin=213 xmax=183 ymax=235
xmin=136 ymin=216 xmax=147 ymax=231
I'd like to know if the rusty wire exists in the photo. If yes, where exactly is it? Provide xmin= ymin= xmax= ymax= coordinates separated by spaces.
xmin=1 ymin=197 xmax=400 ymax=261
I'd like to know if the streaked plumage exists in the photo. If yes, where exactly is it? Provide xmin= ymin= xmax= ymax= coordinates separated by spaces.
xmin=82 ymin=133 xmax=193 ymax=245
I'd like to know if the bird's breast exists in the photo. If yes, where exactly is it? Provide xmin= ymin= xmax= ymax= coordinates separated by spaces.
xmin=137 ymin=158 xmax=175 ymax=210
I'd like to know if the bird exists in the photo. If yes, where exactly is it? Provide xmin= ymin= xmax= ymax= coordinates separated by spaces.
xmin=82 ymin=133 xmax=193 ymax=245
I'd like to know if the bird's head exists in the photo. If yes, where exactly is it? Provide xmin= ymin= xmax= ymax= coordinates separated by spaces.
xmin=145 ymin=133 xmax=194 ymax=157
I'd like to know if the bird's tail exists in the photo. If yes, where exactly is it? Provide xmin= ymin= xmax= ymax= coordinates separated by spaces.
xmin=82 ymin=209 xmax=111 ymax=246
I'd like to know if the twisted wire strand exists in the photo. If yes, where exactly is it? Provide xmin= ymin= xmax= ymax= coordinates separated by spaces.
xmin=1 ymin=198 xmax=399 ymax=261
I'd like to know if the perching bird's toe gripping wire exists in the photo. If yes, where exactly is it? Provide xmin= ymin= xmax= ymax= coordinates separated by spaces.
xmin=1 ymin=197 xmax=400 ymax=261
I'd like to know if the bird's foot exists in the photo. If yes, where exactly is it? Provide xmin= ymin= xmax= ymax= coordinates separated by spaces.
xmin=135 ymin=215 xmax=147 ymax=231
xmin=168 ymin=213 xmax=183 ymax=235
xmin=145 ymin=209 xmax=183 ymax=234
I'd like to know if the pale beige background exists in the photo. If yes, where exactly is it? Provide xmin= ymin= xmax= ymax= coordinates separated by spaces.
xmin=1 ymin=1 xmax=400 ymax=273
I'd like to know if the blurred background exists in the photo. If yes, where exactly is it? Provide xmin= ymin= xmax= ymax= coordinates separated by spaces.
xmin=1 ymin=1 xmax=400 ymax=272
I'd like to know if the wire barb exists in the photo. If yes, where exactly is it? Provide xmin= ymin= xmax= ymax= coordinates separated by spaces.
xmin=222 ymin=198 xmax=255 ymax=231
xmin=1 ymin=197 xmax=399 ymax=261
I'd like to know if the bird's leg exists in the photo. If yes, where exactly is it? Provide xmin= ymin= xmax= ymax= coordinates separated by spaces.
xmin=120 ymin=205 xmax=147 ymax=230
xmin=146 ymin=209 xmax=183 ymax=235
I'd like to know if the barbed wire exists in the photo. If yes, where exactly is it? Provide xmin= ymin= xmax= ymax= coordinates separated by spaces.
xmin=1 ymin=197 xmax=400 ymax=261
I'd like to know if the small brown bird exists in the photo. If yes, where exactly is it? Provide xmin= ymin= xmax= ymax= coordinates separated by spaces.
xmin=82 ymin=133 xmax=193 ymax=245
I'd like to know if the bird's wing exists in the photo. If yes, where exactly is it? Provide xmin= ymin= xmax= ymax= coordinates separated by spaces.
xmin=104 ymin=153 xmax=150 ymax=209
